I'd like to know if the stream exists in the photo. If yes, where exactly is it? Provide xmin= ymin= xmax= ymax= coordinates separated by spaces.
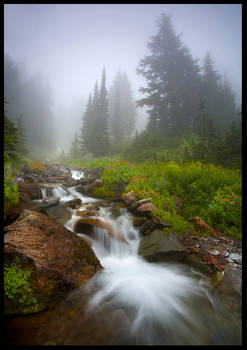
xmin=4 ymin=169 xmax=242 ymax=345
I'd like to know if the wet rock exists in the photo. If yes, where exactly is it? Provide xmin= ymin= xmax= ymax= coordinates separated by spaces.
xmin=229 ymin=253 xmax=242 ymax=264
xmin=74 ymin=217 xmax=128 ymax=244
xmin=64 ymin=198 xmax=82 ymax=209
xmin=131 ymin=217 xmax=147 ymax=227
xmin=215 ymin=264 xmax=242 ymax=319
xmin=18 ymin=182 xmax=43 ymax=200
xmin=4 ymin=210 xmax=102 ymax=315
xmin=111 ymin=202 xmax=126 ymax=218
xmin=42 ymin=204 xmax=72 ymax=226
xmin=138 ymin=229 xmax=185 ymax=257
xmin=75 ymin=209 xmax=97 ymax=217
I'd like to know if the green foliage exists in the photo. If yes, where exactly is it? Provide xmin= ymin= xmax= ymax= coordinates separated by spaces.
xmin=4 ymin=263 xmax=37 ymax=306
xmin=92 ymin=185 xmax=116 ymax=198
xmin=88 ymin=157 xmax=241 ymax=238
xmin=4 ymin=163 xmax=19 ymax=218
xmin=203 ymin=187 xmax=242 ymax=238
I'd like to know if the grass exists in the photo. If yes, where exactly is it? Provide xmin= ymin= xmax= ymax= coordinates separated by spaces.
xmin=83 ymin=157 xmax=242 ymax=239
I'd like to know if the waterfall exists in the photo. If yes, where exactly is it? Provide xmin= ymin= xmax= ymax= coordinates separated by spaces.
xmin=63 ymin=186 xmax=241 ymax=345
xmin=71 ymin=169 xmax=84 ymax=180
xmin=41 ymin=187 xmax=47 ymax=198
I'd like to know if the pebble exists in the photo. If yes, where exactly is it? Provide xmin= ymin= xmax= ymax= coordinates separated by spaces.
xmin=225 ymin=257 xmax=234 ymax=263
xmin=207 ymin=249 xmax=220 ymax=256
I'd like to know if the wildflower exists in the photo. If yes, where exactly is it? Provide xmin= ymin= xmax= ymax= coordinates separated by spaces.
xmin=214 ymin=197 xmax=218 ymax=201
xmin=209 ymin=204 xmax=212 ymax=208
xmin=231 ymin=201 xmax=236 ymax=206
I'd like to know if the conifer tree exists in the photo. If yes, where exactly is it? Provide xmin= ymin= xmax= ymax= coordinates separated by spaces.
xmin=16 ymin=114 xmax=29 ymax=156
xmin=109 ymin=70 xmax=136 ymax=142
xmin=137 ymin=13 xmax=201 ymax=137
xmin=69 ymin=132 xmax=80 ymax=159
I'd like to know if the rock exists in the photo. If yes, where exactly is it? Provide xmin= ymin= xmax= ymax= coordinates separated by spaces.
xmin=42 ymin=204 xmax=72 ymax=225
xmin=74 ymin=217 xmax=128 ymax=244
xmin=145 ymin=250 xmax=215 ymax=276
xmin=135 ymin=198 xmax=151 ymax=206
xmin=131 ymin=217 xmax=147 ymax=227
xmin=215 ymin=264 xmax=242 ymax=319
xmin=64 ymin=198 xmax=82 ymax=209
xmin=139 ymin=220 xmax=154 ymax=235
xmin=75 ymin=209 xmax=97 ymax=217
xmin=111 ymin=202 xmax=125 ymax=218
xmin=18 ymin=182 xmax=43 ymax=200
xmin=207 ymin=248 xmax=220 ymax=256
xmin=137 ymin=202 xmax=158 ymax=215
xmin=4 ymin=210 xmax=102 ymax=315
xmin=122 ymin=191 xmax=136 ymax=206
xmin=229 ymin=253 xmax=242 ymax=264
xmin=39 ymin=197 xmax=61 ymax=208
xmin=189 ymin=216 xmax=216 ymax=236
xmin=138 ymin=229 xmax=185 ymax=257
xmin=139 ymin=220 xmax=171 ymax=236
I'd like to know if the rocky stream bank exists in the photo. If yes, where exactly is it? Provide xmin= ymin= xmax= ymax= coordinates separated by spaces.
xmin=4 ymin=162 xmax=242 ymax=345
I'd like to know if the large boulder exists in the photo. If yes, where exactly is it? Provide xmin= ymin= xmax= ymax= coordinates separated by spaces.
xmin=4 ymin=210 xmax=102 ymax=315
xmin=18 ymin=181 xmax=43 ymax=200
xmin=214 ymin=264 xmax=242 ymax=319
xmin=138 ymin=229 xmax=185 ymax=257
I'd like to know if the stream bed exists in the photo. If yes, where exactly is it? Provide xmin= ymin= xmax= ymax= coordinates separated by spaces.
xmin=4 ymin=169 xmax=242 ymax=345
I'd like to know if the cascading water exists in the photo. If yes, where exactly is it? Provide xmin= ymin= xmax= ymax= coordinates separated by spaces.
xmin=62 ymin=186 xmax=241 ymax=345
xmin=24 ymin=171 xmax=240 ymax=345
xmin=71 ymin=169 xmax=84 ymax=180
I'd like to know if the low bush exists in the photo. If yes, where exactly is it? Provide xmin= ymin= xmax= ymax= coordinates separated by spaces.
xmin=4 ymin=163 xmax=19 ymax=219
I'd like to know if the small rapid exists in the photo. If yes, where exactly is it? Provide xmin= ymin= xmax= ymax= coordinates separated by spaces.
xmin=33 ymin=168 xmax=241 ymax=345
xmin=60 ymin=174 xmax=240 ymax=345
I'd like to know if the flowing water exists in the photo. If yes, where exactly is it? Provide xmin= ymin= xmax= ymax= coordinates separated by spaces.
xmin=5 ymin=169 xmax=242 ymax=345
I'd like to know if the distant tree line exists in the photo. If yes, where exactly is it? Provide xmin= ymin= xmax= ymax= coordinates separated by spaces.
xmin=68 ymin=68 xmax=136 ymax=158
xmin=4 ymin=54 xmax=56 ymax=159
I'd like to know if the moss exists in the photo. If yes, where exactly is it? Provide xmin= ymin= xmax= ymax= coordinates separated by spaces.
xmin=75 ymin=239 xmax=99 ymax=267
xmin=92 ymin=185 xmax=116 ymax=198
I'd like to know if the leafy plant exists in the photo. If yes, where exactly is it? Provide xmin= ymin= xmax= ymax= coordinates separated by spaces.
xmin=4 ymin=263 xmax=37 ymax=305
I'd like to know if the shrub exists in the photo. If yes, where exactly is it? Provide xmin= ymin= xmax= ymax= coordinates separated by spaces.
xmin=29 ymin=160 xmax=46 ymax=173
xmin=4 ymin=163 xmax=19 ymax=218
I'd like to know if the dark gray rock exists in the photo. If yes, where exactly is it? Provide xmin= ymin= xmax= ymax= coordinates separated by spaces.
xmin=138 ymin=229 xmax=185 ymax=257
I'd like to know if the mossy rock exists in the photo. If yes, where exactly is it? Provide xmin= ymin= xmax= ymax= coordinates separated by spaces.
xmin=4 ymin=245 xmax=54 ymax=315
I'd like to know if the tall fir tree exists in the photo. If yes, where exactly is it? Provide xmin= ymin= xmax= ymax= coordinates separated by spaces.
xmin=109 ymin=70 xmax=136 ymax=142
xmin=80 ymin=93 xmax=94 ymax=154
xmin=137 ymin=13 xmax=201 ymax=137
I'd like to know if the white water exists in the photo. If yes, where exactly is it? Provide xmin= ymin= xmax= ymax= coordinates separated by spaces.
xmin=41 ymin=176 xmax=241 ymax=345
xmin=71 ymin=169 xmax=84 ymax=180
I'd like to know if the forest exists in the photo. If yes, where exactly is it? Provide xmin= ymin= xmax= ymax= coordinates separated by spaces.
xmin=4 ymin=8 xmax=242 ymax=346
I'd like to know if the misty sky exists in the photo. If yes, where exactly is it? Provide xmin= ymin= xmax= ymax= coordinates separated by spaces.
xmin=4 ymin=4 xmax=242 ymax=150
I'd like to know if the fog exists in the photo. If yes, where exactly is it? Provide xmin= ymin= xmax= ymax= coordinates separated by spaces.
xmin=4 ymin=4 xmax=242 ymax=157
